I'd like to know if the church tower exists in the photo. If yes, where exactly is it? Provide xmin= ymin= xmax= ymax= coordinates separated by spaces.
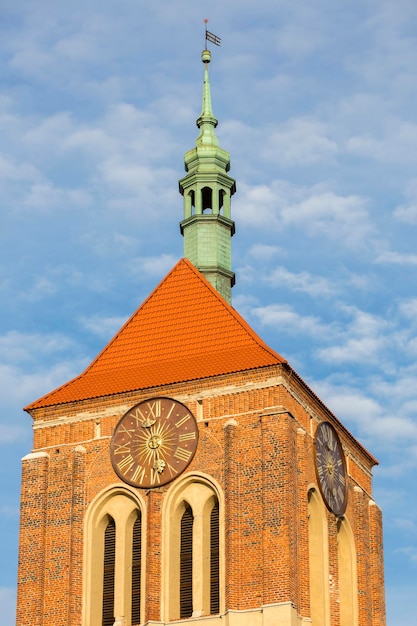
xmin=16 ymin=48 xmax=386 ymax=626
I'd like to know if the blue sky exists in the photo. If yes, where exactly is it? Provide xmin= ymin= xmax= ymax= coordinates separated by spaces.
xmin=1 ymin=1 xmax=417 ymax=624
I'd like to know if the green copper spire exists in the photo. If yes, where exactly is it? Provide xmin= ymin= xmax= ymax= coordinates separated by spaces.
xmin=179 ymin=49 xmax=236 ymax=304
xmin=196 ymin=49 xmax=219 ymax=147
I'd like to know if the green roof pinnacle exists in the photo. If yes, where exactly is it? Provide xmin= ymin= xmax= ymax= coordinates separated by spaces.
xmin=196 ymin=50 xmax=219 ymax=147
xmin=179 ymin=48 xmax=236 ymax=304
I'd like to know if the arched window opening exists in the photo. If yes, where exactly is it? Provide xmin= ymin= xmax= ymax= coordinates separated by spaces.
xmin=131 ymin=513 xmax=142 ymax=626
xmin=337 ymin=518 xmax=358 ymax=626
xmin=165 ymin=478 xmax=223 ymax=622
xmin=218 ymin=190 xmax=225 ymax=215
xmin=84 ymin=488 xmax=145 ymax=626
xmin=210 ymin=501 xmax=220 ymax=614
xmin=202 ymin=187 xmax=213 ymax=213
xmin=102 ymin=517 xmax=116 ymax=626
xmin=180 ymin=505 xmax=194 ymax=618
xmin=189 ymin=190 xmax=195 ymax=215
xmin=308 ymin=488 xmax=330 ymax=626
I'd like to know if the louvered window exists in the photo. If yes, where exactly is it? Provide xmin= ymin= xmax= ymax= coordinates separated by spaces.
xmin=180 ymin=505 xmax=193 ymax=618
xmin=102 ymin=517 xmax=116 ymax=626
xmin=210 ymin=501 xmax=220 ymax=614
xmin=131 ymin=514 xmax=142 ymax=626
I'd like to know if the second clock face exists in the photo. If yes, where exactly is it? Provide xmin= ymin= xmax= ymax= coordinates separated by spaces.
xmin=314 ymin=421 xmax=348 ymax=517
xmin=110 ymin=397 xmax=199 ymax=489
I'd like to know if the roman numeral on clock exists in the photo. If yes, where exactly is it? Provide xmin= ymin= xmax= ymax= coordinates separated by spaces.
xmin=117 ymin=454 xmax=135 ymax=474
xmin=131 ymin=465 xmax=146 ymax=483
xmin=175 ymin=414 xmax=191 ymax=428
xmin=179 ymin=432 xmax=196 ymax=442
xmin=174 ymin=447 xmax=192 ymax=462
xmin=147 ymin=400 xmax=161 ymax=419
xmin=113 ymin=443 xmax=132 ymax=456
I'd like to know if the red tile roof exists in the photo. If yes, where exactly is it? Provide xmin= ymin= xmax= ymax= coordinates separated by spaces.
xmin=25 ymin=259 xmax=286 ymax=411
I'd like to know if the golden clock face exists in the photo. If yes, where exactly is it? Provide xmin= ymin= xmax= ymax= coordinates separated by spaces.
xmin=110 ymin=397 xmax=199 ymax=489
xmin=314 ymin=421 xmax=348 ymax=517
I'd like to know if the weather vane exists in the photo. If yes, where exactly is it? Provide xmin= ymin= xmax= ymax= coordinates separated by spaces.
xmin=204 ymin=18 xmax=221 ymax=48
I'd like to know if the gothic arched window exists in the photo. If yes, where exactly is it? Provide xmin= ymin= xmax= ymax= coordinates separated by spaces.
xmin=308 ymin=488 xmax=330 ymax=626
xmin=131 ymin=513 xmax=142 ymax=626
xmin=164 ymin=477 xmax=222 ymax=621
xmin=84 ymin=488 xmax=145 ymax=626
xmin=210 ymin=500 xmax=220 ymax=614
xmin=102 ymin=517 xmax=116 ymax=626
xmin=180 ymin=505 xmax=194 ymax=618
xmin=337 ymin=517 xmax=359 ymax=626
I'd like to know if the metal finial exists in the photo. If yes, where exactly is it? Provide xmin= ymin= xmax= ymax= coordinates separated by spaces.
xmin=204 ymin=18 xmax=221 ymax=48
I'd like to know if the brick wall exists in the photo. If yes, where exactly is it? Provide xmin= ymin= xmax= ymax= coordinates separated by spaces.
xmin=17 ymin=364 xmax=386 ymax=625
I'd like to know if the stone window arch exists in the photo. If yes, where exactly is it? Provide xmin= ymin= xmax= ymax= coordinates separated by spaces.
xmin=163 ymin=474 xmax=223 ymax=621
xmin=83 ymin=486 xmax=145 ymax=626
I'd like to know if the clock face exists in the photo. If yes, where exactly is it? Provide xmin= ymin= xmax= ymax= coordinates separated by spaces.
xmin=314 ymin=421 xmax=348 ymax=517
xmin=110 ymin=397 xmax=199 ymax=489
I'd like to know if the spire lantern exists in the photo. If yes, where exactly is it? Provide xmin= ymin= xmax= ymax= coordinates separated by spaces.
xmin=179 ymin=47 xmax=236 ymax=304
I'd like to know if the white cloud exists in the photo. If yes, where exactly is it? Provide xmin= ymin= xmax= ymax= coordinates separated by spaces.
xmin=375 ymin=251 xmax=417 ymax=265
xmin=98 ymin=159 xmax=157 ymax=194
xmin=130 ymin=254 xmax=178 ymax=280
xmin=370 ymin=370 xmax=417 ymax=403
xmin=238 ymin=181 xmax=372 ymax=247
xmin=262 ymin=118 xmax=338 ymax=166
xmin=280 ymin=189 xmax=372 ymax=245
xmin=318 ymin=336 xmax=386 ymax=364
xmin=248 ymin=243 xmax=285 ymax=261
xmin=238 ymin=182 xmax=281 ymax=229
xmin=0 ymin=154 xmax=40 ymax=184
xmin=393 ymin=178 xmax=417 ymax=224
xmin=394 ymin=204 xmax=417 ymax=223
xmin=0 ymin=331 xmax=74 ymax=364
xmin=274 ymin=8 xmax=327 ymax=58
xmin=0 ymin=330 xmax=88 ymax=412
xmin=398 ymin=298 xmax=417 ymax=321
xmin=312 ymin=381 xmax=417 ymax=448
xmin=24 ymin=112 xmax=75 ymax=149
xmin=251 ymin=303 xmax=329 ymax=337
xmin=23 ymin=183 xmax=92 ymax=213
xmin=265 ymin=266 xmax=336 ymax=297
xmin=346 ymin=122 xmax=417 ymax=165
xmin=317 ymin=306 xmax=390 ymax=365
xmin=79 ymin=315 xmax=128 ymax=340
xmin=235 ymin=264 xmax=257 ymax=284
xmin=22 ymin=277 xmax=56 ymax=302
xmin=0 ymin=361 xmax=87 ymax=410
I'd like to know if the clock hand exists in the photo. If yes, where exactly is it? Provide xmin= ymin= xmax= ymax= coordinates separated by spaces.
xmin=146 ymin=425 xmax=167 ymax=474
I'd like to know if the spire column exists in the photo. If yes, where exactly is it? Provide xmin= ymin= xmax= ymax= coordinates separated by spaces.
xmin=179 ymin=49 xmax=236 ymax=304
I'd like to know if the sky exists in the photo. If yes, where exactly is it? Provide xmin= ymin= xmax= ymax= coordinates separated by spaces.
xmin=1 ymin=0 xmax=417 ymax=623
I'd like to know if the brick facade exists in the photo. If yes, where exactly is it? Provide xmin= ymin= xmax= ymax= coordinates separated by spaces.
xmin=17 ymin=363 xmax=386 ymax=625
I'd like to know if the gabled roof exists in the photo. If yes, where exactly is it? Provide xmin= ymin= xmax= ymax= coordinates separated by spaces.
xmin=25 ymin=259 xmax=286 ymax=411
